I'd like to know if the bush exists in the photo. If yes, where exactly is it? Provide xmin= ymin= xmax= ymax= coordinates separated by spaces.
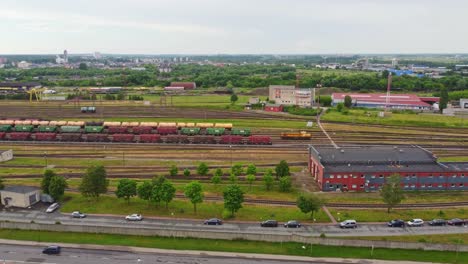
xmin=55 ymin=221 xmax=61 ymax=225
xmin=319 ymin=233 xmax=326 ymax=238
xmin=222 ymin=209 xmax=234 ymax=219
xmin=279 ymin=176 xmax=292 ymax=192
xmin=283 ymin=105 xmax=322 ymax=116
xmin=183 ymin=169 xmax=190 ymax=177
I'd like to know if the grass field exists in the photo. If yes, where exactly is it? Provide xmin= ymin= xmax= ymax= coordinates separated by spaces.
xmin=345 ymin=233 xmax=468 ymax=245
xmin=329 ymin=208 xmax=467 ymax=222
xmin=0 ymin=229 xmax=465 ymax=263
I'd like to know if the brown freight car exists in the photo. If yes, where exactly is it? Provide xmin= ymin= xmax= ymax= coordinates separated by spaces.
xmin=280 ymin=131 xmax=312 ymax=140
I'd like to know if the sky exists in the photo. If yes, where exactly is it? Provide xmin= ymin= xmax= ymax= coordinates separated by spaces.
xmin=1 ymin=0 xmax=467 ymax=54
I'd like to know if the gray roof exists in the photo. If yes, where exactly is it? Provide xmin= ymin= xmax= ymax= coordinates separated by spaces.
xmin=442 ymin=162 xmax=468 ymax=172
xmin=2 ymin=185 xmax=40 ymax=194
xmin=325 ymin=163 xmax=446 ymax=173
xmin=312 ymin=145 xmax=435 ymax=165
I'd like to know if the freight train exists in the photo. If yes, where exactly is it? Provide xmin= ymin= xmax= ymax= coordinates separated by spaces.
xmin=0 ymin=120 xmax=270 ymax=145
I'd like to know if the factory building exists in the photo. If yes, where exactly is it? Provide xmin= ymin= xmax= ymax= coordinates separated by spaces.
xmin=309 ymin=145 xmax=468 ymax=192
xmin=169 ymin=82 xmax=196 ymax=90
xmin=268 ymin=85 xmax=315 ymax=107
xmin=331 ymin=93 xmax=438 ymax=110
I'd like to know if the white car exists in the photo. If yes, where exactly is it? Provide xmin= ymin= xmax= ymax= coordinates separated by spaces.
xmin=125 ymin=214 xmax=143 ymax=221
xmin=339 ymin=219 xmax=357 ymax=228
xmin=45 ymin=203 xmax=60 ymax=213
xmin=407 ymin=218 xmax=424 ymax=227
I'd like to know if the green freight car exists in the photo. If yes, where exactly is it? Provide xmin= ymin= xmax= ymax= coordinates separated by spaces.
xmin=15 ymin=125 xmax=34 ymax=132
xmin=60 ymin=126 xmax=82 ymax=133
xmin=181 ymin=127 xmax=201 ymax=135
xmin=206 ymin=127 xmax=225 ymax=136
xmin=84 ymin=126 xmax=104 ymax=133
xmin=0 ymin=125 xmax=13 ymax=132
xmin=38 ymin=126 xmax=57 ymax=132
xmin=231 ymin=128 xmax=251 ymax=136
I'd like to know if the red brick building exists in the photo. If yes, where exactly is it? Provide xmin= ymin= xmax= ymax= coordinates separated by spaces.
xmin=309 ymin=145 xmax=468 ymax=192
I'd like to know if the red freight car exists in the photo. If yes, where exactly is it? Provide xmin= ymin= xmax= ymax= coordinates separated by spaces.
xmin=132 ymin=126 xmax=153 ymax=134
xmin=59 ymin=133 xmax=82 ymax=142
xmin=34 ymin=133 xmax=57 ymax=141
xmin=165 ymin=135 xmax=189 ymax=143
xmin=108 ymin=126 xmax=128 ymax=134
xmin=157 ymin=126 xmax=178 ymax=135
xmin=192 ymin=135 xmax=216 ymax=144
xmin=0 ymin=132 xmax=5 ymax=140
xmin=138 ymin=134 xmax=161 ymax=143
xmin=219 ymin=135 xmax=243 ymax=144
xmin=247 ymin=135 xmax=272 ymax=145
xmin=85 ymin=134 xmax=109 ymax=142
xmin=8 ymin=132 xmax=31 ymax=141
xmin=112 ymin=134 xmax=135 ymax=142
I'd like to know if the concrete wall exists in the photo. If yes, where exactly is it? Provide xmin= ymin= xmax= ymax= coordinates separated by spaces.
xmin=0 ymin=221 xmax=466 ymax=252
xmin=0 ymin=190 xmax=40 ymax=208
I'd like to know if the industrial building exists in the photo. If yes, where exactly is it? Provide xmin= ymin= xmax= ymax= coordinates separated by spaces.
xmin=0 ymin=82 xmax=42 ymax=93
xmin=0 ymin=186 xmax=41 ymax=208
xmin=309 ymin=145 xmax=468 ymax=192
xmin=268 ymin=85 xmax=315 ymax=107
xmin=169 ymin=82 xmax=196 ymax=90
xmin=331 ymin=93 xmax=438 ymax=110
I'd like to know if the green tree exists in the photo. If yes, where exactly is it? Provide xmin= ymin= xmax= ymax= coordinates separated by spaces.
xmin=223 ymin=184 xmax=244 ymax=217
xmin=197 ymin=162 xmax=209 ymax=176
xmin=231 ymin=163 xmax=243 ymax=176
xmin=150 ymin=176 xmax=167 ymax=207
xmin=48 ymin=176 xmax=68 ymax=201
xmin=169 ymin=165 xmax=178 ymax=177
xmin=230 ymin=93 xmax=238 ymax=104
xmin=214 ymin=168 xmax=223 ymax=177
xmin=246 ymin=164 xmax=257 ymax=175
xmin=439 ymin=87 xmax=449 ymax=113
xmin=380 ymin=174 xmax=405 ymax=213
xmin=211 ymin=174 xmax=221 ymax=185
xmin=226 ymin=80 xmax=234 ymax=89
xmin=296 ymin=193 xmax=323 ymax=219
xmin=160 ymin=181 xmax=176 ymax=209
xmin=0 ymin=176 xmax=4 ymax=190
xmin=229 ymin=173 xmax=238 ymax=183
xmin=79 ymin=63 xmax=88 ymax=70
xmin=245 ymin=174 xmax=256 ymax=191
xmin=279 ymin=176 xmax=292 ymax=192
xmin=275 ymin=160 xmax=290 ymax=179
xmin=184 ymin=181 xmax=204 ymax=213
xmin=41 ymin=169 xmax=57 ymax=194
xmin=115 ymin=178 xmax=137 ymax=204
xmin=137 ymin=181 xmax=153 ymax=206
xmin=79 ymin=165 xmax=109 ymax=199
xmin=183 ymin=168 xmax=191 ymax=177
xmin=344 ymin=95 xmax=352 ymax=108
xmin=263 ymin=169 xmax=274 ymax=191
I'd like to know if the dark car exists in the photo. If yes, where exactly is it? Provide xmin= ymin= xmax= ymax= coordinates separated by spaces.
xmin=204 ymin=218 xmax=223 ymax=225
xmin=284 ymin=220 xmax=301 ymax=228
xmin=387 ymin=219 xmax=405 ymax=227
xmin=42 ymin=246 xmax=61 ymax=255
xmin=448 ymin=218 xmax=466 ymax=226
xmin=260 ymin=220 xmax=278 ymax=227
xmin=428 ymin=219 xmax=447 ymax=226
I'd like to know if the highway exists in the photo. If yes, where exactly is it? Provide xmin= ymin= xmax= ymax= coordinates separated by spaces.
xmin=0 ymin=208 xmax=467 ymax=237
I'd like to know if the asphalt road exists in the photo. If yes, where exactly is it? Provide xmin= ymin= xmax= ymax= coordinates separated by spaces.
xmin=0 ymin=208 xmax=467 ymax=237
xmin=0 ymin=244 xmax=350 ymax=264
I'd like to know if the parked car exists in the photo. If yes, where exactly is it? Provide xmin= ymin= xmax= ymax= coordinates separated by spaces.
xmin=284 ymin=220 xmax=301 ymax=228
xmin=71 ymin=211 xmax=86 ymax=218
xmin=387 ymin=219 xmax=405 ymax=227
xmin=428 ymin=219 xmax=446 ymax=226
xmin=260 ymin=220 xmax=278 ymax=227
xmin=45 ymin=203 xmax=60 ymax=213
xmin=204 ymin=218 xmax=223 ymax=225
xmin=448 ymin=218 xmax=466 ymax=226
xmin=339 ymin=220 xmax=357 ymax=229
xmin=125 ymin=214 xmax=143 ymax=221
xmin=407 ymin=219 xmax=424 ymax=227
xmin=42 ymin=245 xmax=61 ymax=255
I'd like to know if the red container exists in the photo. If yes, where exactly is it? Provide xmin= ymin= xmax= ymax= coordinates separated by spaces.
xmin=157 ymin=126 xmax=178 ymax=135
xmin=108 ymin=126 xmax=128 ymax=134
xmin=35 ymin=133 xmax=57 ymax=141
xmin=86 ymin=134 xmax=109 ymax=142
xmin=192 ymin=135 xmax=216 ymax=144
xmin=139 ymin=134 xmax=161 ymax=143
xmin=9 ymin=132 xmax=31 ymax=141
xmin=60 ymin=133 xmax=82 ymax=142
xmin=0 ymin=132 xmax=5 ymax=140
xmin=165 ymin=135 xmax=188 ymax=143
xmin=219 ymin=135 xmax=243 ymax=144
xmin=132 ymin=126 xmax=153 ymax=134
xmin=248 ymin=135 xmax=272 ymax=145
xmin=112 ymin=134 xmax=135 ymax=142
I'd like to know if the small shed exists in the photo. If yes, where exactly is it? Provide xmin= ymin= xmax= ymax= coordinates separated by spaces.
xmin=264 ymin=104 xmax=284 ymax=112
xmin=1 ymin=186 xmax=41 ymax=208
xmin=0 ymin=149 xmax=13 ymax=162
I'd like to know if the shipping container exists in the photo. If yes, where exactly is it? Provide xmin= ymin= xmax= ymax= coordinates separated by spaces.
xmin=0 ymin=132 xmax=5 ymax=140
xmin=112 ymin=134 xmax=134 ymax=142
xmin=157 ymin=126 xmax=178 ymax=135
xmin=247 ymin=136 xmax=272 ymax=145
xmin=85 ymin=134 xmax=109 ymax=142
xmin=138 ymin=134 xmax=161 ymax=143
xmin=206 ymin=127 xmax=225 ymax=136
xmin=34 ymin=133 xmax=57 ymax=141
xmin=8 ymin=132 xmax=31 ymax=141
xmin=231 ymin=128 xmax=251 ymax=136
xmin=38 ymin=126 xmax=57 ymax=132
xmin=0 ymin=125 xmax=13 ymax=132
xmin=60 ymin=126 xmax=82 ymax=133
xmin=108 ymin=126 xmax=128 ymax=134
xmin=219 ymin=135 xmax=243 ymax=144
xmin=14 ymin=125 xmax=34 ymax=132
xmin=60 ymin=133 xmax=82 ymax=142
xmin=132 ymin=126 xmax=153 ymax=134
xmin=192 ymin=135 xmax=216 ymax=144
xmin=85 ymin=126 xmax=104 ymax=133
xmin=180 ymin=127 xmax=201 ymax=135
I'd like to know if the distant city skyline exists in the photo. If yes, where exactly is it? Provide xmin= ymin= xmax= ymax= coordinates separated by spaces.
xmin=1 ymin=0 xmax=468 ymax=54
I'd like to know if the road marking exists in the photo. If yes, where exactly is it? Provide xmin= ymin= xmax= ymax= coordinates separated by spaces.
xmin=2 ymin=260 xmax=56 ymax=264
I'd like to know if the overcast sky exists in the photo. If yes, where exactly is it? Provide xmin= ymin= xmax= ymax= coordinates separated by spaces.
xmin=1 ymin=0 xmax=467 ymax=54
